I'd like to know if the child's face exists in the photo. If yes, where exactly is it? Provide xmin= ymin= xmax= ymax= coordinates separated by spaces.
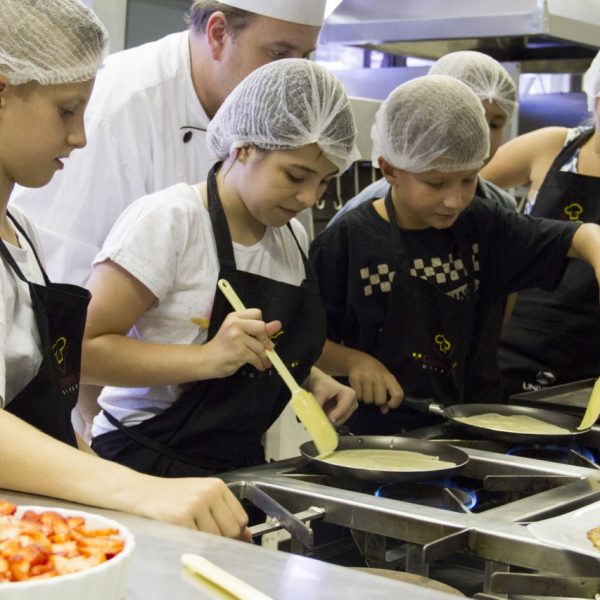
xmin=234 ymin=144 xmax=338 ymax=227
xmin=0 ymin=78 xmax=94 ymax=188
xmin=482 ymin=100 xmax=508 ymax=161
xmin=392 ymin=168 xmax=479 ymax=230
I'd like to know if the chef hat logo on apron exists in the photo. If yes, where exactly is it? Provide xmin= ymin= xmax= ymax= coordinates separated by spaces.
xmin=411 ymin=333 xmax=457 ymax=376
xmin=434 ymin=333 xmax=453 ymax=356
xmin=563 ymin=202 xmax=584 ymax=221
xmin=51 ymin=334 xmax=82 ymax=393
xmin=218 ymin=0 xmax=328 ymax=26
xmin=52 ymin=336 xmax=68 ymax=372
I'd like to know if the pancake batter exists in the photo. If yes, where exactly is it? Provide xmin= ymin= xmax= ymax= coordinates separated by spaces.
xmin=321 ymin=449 xmax=456 ymax=471
xmin=454 ymin=413 xmax=570 ymax=434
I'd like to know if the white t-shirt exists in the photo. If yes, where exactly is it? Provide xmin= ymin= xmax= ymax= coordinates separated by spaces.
xmin=92 ymin=183 xmax=308 ymax=437
xmin=0 ymin=208 xmax=46 ymax=407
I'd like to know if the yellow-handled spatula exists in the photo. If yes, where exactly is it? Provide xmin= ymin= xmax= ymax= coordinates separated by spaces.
xmin=577 ymin=376 xmax=600 ymax=431
xmin=217 ymin=278 xmax=338 ymax=457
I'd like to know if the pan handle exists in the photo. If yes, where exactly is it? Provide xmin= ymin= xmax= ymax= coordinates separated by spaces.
xmin=402 ymin=396 xmax=446 ymax=417
xmin=335 ymin=424 xmax=354 ymax=436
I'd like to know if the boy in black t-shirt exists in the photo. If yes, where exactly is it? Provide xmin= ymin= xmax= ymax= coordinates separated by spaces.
xmin=310 ymin=74 xmax=600 ymax=435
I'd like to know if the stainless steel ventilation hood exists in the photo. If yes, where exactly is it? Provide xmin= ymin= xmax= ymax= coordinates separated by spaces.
xmin=322 ymin=0 xmax=600 ymax=72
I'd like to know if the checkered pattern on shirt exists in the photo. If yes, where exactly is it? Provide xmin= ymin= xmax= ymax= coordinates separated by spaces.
xmin=360 ymin=263 xmax=395 ymax=296
xmin=360 ymin=243 xmax=480 ymax=298
xmin=411 ymin=243 xmax=480 ymax=283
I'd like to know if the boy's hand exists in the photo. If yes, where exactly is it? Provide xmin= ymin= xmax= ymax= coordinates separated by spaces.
xmin=346 ymin=353 xmax=403 ymax=414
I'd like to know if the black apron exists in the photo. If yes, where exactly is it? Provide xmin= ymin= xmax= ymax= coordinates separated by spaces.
xmin=462 ymin=182 xmax=512 ymax=404
xmin=1 ymin=213 xmax=90 ymax=447
xmin=346 ymin=191 xmax=479 ymax=435
xmin=92 ymin=165 xmax=327 ymax=476
xmin=499 ymin=128 xmax=600 ymax=397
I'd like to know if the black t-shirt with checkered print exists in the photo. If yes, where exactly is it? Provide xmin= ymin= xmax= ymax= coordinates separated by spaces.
xmin=309 ymin=196 xmax=578 ymax=360
xmin=358 ymin=227 xmax=478 ymax=300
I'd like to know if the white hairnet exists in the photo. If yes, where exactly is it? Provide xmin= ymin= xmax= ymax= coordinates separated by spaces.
xmin=207 ymin=59 xmax=359 ymax=173
xmin=371 ymin=74 xmax=490 ymax=173
xmin=584 ymin=50 xmax=600 ymax=112
xmin=0 ymin=0 xmax=108 ymax=86
xmin=428 ymin=51 xmax=517 ymax=120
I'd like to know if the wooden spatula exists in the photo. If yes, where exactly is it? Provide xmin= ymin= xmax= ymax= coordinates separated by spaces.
xmin=181 ymin=553 xmax=274 ymax=599
xmin=577 ymin=376 xmax=600 ymax=431
xmin=217 ymin=278 xmax=338 ymax=457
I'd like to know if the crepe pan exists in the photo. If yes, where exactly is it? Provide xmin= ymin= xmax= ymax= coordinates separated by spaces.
xmin=402 ymin=397 xmax=592 ymax=444
xmin=299 ymin=435 xmax=469 ymax=482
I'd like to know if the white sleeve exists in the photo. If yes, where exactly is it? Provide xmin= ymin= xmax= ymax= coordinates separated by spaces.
xmin=94 ymin=189 xmax=190 ymax=302
xmin=10 ymin=104 xmax=154 ymax=286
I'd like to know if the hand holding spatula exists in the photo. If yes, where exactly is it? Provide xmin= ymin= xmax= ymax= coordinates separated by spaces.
xmin=217 ymin=279 xmax=339 ymax=457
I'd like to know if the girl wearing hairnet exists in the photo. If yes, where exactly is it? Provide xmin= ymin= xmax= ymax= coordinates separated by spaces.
xmin=0 ymin=0 xmax=252 ymax=541
xmin=310 ymin=74 xmax=600 ymax=435
xmin=482 ymin=50 xmax=600 ymax=398
xmin=83 ymin=59 xmax=359 ymax=476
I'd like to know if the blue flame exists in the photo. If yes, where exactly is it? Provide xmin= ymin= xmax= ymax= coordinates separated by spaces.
xmin=441 ymin=479 xmax=478 ymax=510
xmin=375 ymin=479 xmax=478 ymax=510
xmin=506 ymin=444 xmax=598 ymax=464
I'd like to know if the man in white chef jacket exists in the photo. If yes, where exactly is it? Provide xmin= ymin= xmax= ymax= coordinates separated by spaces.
xmin=11 ymin=0 xmax=330 ymax=286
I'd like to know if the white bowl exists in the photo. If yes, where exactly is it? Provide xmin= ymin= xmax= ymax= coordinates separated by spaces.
xmin=0 ymin=505 xmax=135 ymax=600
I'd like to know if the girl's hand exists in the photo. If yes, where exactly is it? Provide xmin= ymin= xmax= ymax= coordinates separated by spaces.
xmin=134 ymin=476 xmax=251 ymax=541
xmin=205 ymin=309 xmax=281 ymax=377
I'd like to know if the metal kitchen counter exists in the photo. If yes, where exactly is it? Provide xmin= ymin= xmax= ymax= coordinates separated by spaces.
xmin=0 ymin=489 xmax=462 ymax=600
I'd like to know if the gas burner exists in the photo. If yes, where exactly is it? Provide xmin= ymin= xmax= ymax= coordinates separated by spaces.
xmin=375 ymin=479 xmax=477 ymax=512
xmin=225 ymin=445 xmax=600 ymax=599
xmin=506 ymin=444 xmax=599 ymax=467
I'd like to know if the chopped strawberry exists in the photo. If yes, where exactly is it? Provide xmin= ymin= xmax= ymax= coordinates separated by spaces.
xmin=0 ymin=503 xmax=124 ymax=583
xmin=0 ymin=500 xmax=16 ymax=517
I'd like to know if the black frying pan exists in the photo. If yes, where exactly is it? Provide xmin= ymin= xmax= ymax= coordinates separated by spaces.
xmin=300 ymin=435 xmax=469 ymax=482
xmin=402 ymin=397 xmax=591 ymax=444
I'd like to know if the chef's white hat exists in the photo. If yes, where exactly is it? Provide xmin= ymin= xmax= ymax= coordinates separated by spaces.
xmin=219 ymin=0 xmax=328 ymax=27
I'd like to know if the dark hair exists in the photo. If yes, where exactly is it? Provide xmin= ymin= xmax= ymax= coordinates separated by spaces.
xmin=186 ymin=1 xmax=253 ymax=36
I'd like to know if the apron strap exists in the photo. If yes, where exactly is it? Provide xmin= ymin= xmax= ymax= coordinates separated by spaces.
xmin=206 ymin=161 xmax=314 ymax=277
xmin=0 ymin=239 xmax=26 ymax=280
xmin=284 ymin=219 xmax=315 ymax=278
xmin=0 ymin=212 xmax=52 ymax=285
xmin=546 ymin=128 xmax=594 ymax=173
xmin=101 ymin=409 xmax=212 ymax=466
xmin=207 ymin=163 xmax=236 ymax=269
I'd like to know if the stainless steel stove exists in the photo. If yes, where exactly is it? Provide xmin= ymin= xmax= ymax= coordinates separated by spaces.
xmin=223 ymin=425 xmax=600 ymax=599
